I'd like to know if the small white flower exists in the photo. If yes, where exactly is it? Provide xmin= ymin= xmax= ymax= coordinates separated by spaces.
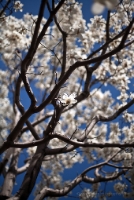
xmin=114 ymin=182 xmax=127 ymax=194
xmin=92 ymin=0 xmax=118 ymax=14
xmin=60 ymin=93 xmax=77 ymax=106
xmin=14 ymin=1 xmax=23 ymax=12
xmin=130 ymin=92 xmax=134 ymax=99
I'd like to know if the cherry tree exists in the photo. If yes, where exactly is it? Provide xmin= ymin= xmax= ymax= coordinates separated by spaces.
xmin=0 ymin=0 xmax=134 ymax=199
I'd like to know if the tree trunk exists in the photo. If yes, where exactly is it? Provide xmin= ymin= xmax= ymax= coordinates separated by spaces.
xmin=0 ymin=149 xmax=20 ymax=199
xmin=10 ymin=144 xmax=47 ymax=200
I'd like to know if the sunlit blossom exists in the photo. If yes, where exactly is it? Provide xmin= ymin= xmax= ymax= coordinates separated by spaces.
xmin=60 ymin=93 xmax=77 ymax=106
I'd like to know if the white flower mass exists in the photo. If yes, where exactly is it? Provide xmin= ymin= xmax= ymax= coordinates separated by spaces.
xmin=0 ymin=0 xmax=134 ymax=199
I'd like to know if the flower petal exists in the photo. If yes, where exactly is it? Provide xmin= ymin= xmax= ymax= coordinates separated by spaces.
xmin=70 ymin=93 xmax=76 ymax=98
xmin=62 ymin=93 xmax=68 ymax=99
xmin=71 ymin=99 xmax=77 ymax=104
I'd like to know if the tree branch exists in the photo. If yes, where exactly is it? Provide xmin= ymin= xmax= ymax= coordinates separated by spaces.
xmin=15 ymin=76 xmax=39 ymax=140
xmin=78 ymin=98 xmax=134 ymax=141
xmin=0 ymin=0 xmax=12 ymax=16
xmin=34 ymin=150 xmax=127 ymax=200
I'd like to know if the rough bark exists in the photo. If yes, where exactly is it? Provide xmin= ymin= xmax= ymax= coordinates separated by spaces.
xmin=8 ymin=143 xmax=47 ymax=200
xmin=0 ymin=149 xmax=20 ymax=199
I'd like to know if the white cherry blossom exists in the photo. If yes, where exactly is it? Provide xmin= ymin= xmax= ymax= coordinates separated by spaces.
xmin=114 ymin=182 xmax=127 ymax=194
xmin=60 ymin=93 xmax=77 ymax=106
xmin=14 ymin=1 xmax=23 ymax=12
xmin=92 ymin=0 xmax=118 ymax=14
